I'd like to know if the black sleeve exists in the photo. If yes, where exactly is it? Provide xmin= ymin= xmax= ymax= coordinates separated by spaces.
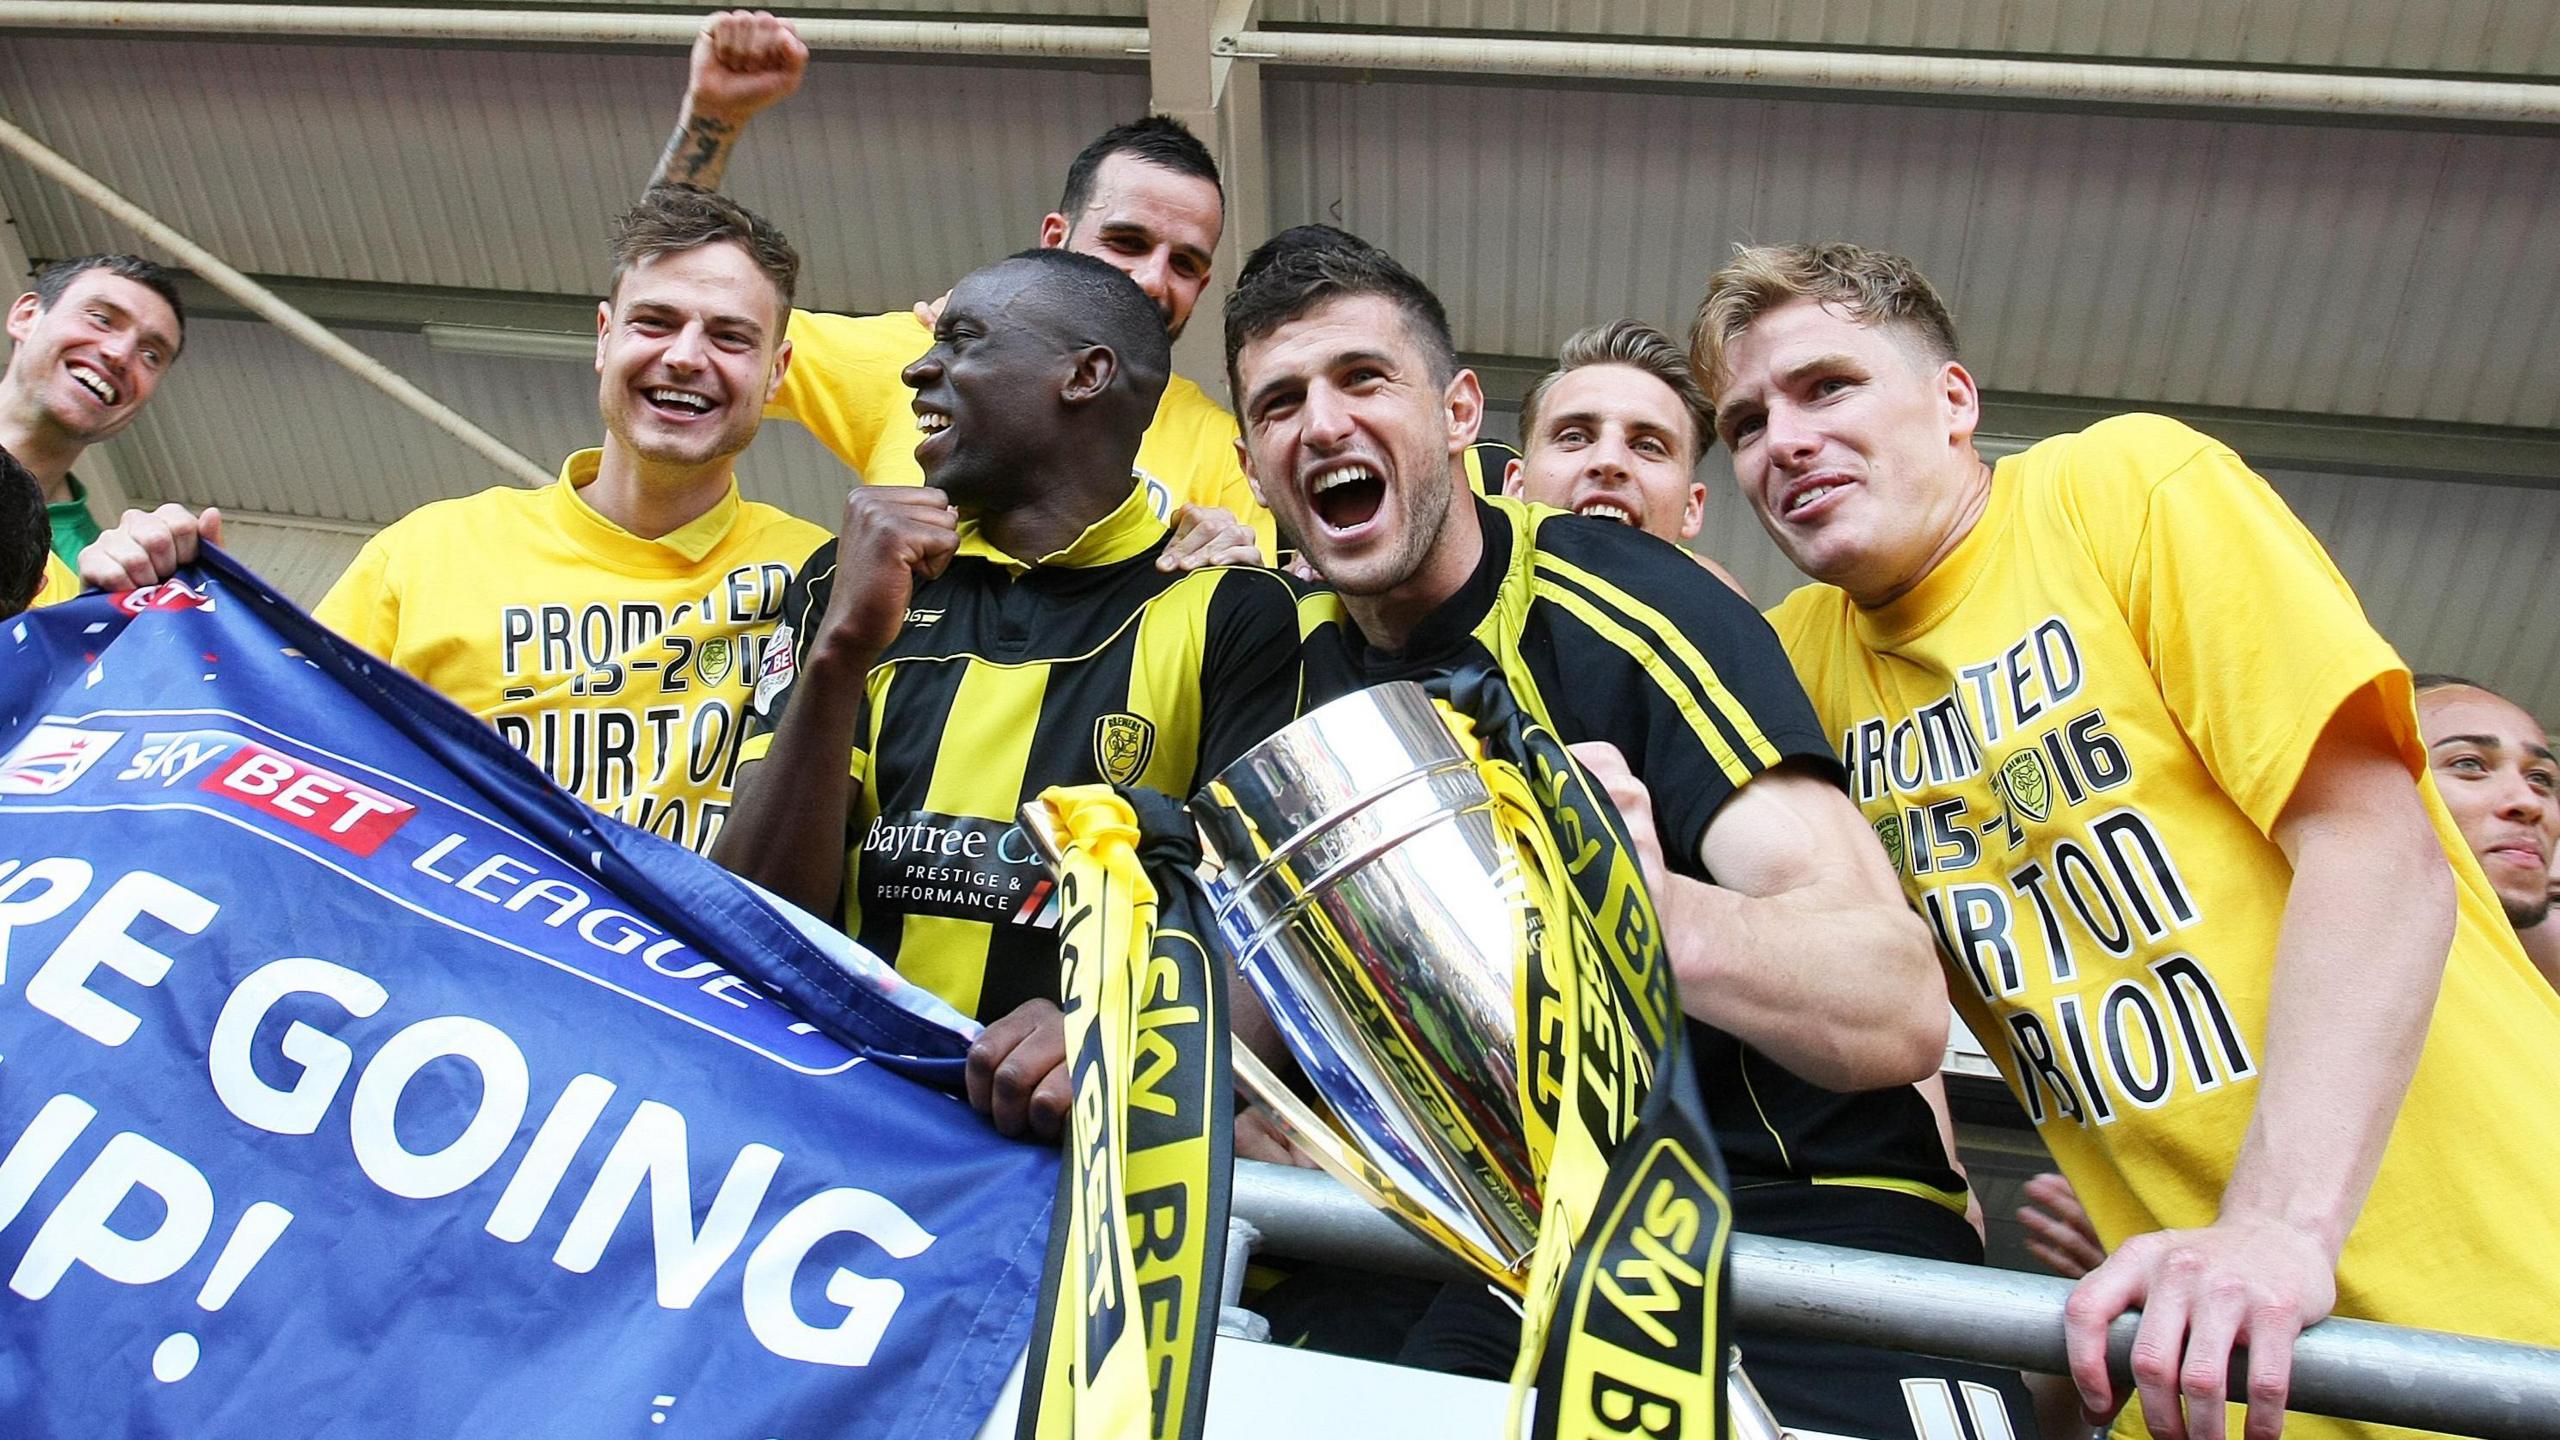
xmin=1527 ymin=520 xmax=1839 ymax=876
xmin=744 ymin=538 xmax=841 ymax=743
xmin=1194 ymin=568 xmax=1306 ymax=782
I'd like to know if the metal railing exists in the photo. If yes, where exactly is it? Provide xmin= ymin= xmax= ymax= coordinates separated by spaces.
xmin=1233 ymin=1160 xmax=2560 ymax=1440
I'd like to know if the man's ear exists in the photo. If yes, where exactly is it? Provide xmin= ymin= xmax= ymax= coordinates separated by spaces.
xmin=1679 ymin=481 xmax=1707 ymax=541
xmin=7 ymin=292 xmax=43 ymax=346
xmin=1939 ymin=358 xmax=1982 ymax=451
xmin=764 ymin=338 xmax=793 ymax=406
xmin=1444 ymin=367 xmax=1485 ymax=453
xmin=1038 ymin=213 xmax=1072 ymax=251
xmin=1062 ymin=344 xmax=1120 ymax=405
xmin=1235 ymin=434 xmax=1267 ymax=509
xmin=1499 ymin=455 xmax=1525 ymax=498
xmin=594 ymin=301 xmax=611 ymax=374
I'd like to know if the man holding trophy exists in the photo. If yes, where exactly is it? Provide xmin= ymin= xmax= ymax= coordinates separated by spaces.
xmin=1216 ymin=231 xmax=2034 ymax=1434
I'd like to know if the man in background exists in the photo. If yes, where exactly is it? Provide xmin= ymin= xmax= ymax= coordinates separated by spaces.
xmin=650 ymin=9 xmax=1268 ymax=565
xmin=1501 ymin=318 xmax=1750 ymax=596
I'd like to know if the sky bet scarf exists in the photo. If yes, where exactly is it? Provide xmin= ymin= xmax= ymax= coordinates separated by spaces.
xmin=1017 ymin=784 xmax=1231 ymax=1440
xmin=0 ymin=551 xmax=1056 ymax=1439
xmin=1434 ymin=665 xmax=1736 ymax=1440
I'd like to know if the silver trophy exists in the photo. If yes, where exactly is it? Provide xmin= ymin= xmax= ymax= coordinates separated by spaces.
xmin=1188 ymin=680 xmax=1787 ymax=1436
xmin=1190 ymin=680 xmax=1540 ymax=1278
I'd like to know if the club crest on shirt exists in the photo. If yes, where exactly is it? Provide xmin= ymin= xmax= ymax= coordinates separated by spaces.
xmin=1093 ymin=713 xmax=1155 ymax=786
xmin=1872 ymin=811 xmax=1906 ymax=874
xmin=1998 ymin=747 xmax=2052 ymax=823
xmin=696 ymin=636 xmax=736 ymax=688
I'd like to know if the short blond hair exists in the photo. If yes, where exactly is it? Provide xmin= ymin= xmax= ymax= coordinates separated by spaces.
xmin=1520 ymin=319 xmax=1714 ymax=464
xmin=1689 ymin=243 xmax=1959 ymax=404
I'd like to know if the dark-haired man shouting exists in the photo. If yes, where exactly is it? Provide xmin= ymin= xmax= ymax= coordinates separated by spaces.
xmin=1222 ymin=229 xmax=2028 ymax=1437
xmin=716 ymin=249 xmax=1298 ymax=1142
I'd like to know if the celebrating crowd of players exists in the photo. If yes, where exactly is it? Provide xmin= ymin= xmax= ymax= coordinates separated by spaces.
xmin=20 ymin=10 xmax=2560 ymax=1438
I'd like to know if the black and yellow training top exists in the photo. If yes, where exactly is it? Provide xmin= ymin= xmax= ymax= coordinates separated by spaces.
xmin=1298 ymin=494 xmax=1969 ymax=1213
xmin=742 ymin=482 xmax=1302 ymax=1023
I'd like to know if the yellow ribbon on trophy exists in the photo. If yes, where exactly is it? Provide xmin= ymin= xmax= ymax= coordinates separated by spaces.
xmin=1018 ymin=786 xmax=1232 ymax=1440
xmin=1437 ymin=668 xmax=1736 ymax=1440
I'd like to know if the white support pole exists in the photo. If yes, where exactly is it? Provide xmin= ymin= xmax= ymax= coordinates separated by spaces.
xmin=1146 ymin=0 xmax=1263 ymax=402
xmin=0 ymin=4 xmax=1147 ymax=61
xmin=0 ymin=112 xmax=556 ymax=488
xmin=1223 ymin=29 xmax=2560 ymax=125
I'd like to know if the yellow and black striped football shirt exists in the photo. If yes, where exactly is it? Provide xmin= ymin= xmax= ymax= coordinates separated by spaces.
xmin=1298 ymin=494 xmax=1967 ymax=1206
xmin=742 ymin=482 xmax=1301 ymax=1023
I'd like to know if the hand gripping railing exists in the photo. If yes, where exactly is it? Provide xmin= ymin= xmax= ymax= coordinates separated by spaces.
xmin=1232 ymin=1160 xmax=2560 ymax=1439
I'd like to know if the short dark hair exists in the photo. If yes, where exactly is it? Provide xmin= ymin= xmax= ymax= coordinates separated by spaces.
xmin=1 ymin=449 xmax=48 ymax=619
xmin=1520 ymin=319 xmax=1715 ymax=463
xmin=33 ymin=254 xmax=186 ymax=354
xmin=2414 ymin=673 xmax=2493 ymax=695
xmin=1057 ymin=115 xmax=1222 ymax=225
xmin=994 ymin=247 xmax=1172 ymax=409
xmin=1223 ymin=228 xmax=1455 ymax=399
xmin=610 ymin=184 xmax=799 ymax=322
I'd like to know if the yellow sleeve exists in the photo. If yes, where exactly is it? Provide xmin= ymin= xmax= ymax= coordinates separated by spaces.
xmin=1155 ymin=383 xmax=1276 ymax=554
xmin=33 ymin=550 xmax=79 ymax=608
xmin=769 ymin=309 xmax=931 ymax=481
xmin=2075 ymin=415 xmax=2412 ymax=835
xmin=313 ymin=533 xmax=402 ymax=659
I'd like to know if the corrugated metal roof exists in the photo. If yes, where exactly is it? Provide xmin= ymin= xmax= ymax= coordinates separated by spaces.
xmin=1255 ymin=0 xmax=2560 ymax=75
xmin=0 ymin=36 xmax=1144 ymax=315
xmin=215 ymin=515 xmax=376 ymax=609
xmin=1264 ymin=74 xmax=2560 ymax=428
xmin=1703 ymin=456 xmax=2560 ymax=726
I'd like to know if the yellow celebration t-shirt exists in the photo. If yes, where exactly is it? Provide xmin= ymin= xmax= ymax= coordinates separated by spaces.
xmin=1769 ymin=416 xmax=2560 ymax=1402
xmin=315 ymin=450 xmax=828 ymax=853
xmin=771 ymin=308 xmax=1276 ymax=554
xmin=32 ymin=550 xmax=79 ymax=608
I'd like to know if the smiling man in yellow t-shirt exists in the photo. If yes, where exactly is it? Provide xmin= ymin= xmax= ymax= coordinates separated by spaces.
xmin=645 ymin=10 xmax=1272 ymax=563
xmin=1695 ymin=243 xmax=2560 ymax=1440
xmin=81 ymin=188 xmax=827 ymax=855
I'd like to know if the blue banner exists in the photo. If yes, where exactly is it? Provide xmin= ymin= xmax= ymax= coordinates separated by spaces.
xmin=0 ymin=552 xmax=1058 ymax=1438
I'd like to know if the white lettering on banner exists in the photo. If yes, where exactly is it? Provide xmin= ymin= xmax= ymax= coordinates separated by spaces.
xmin=743 ymin=1187 xmax=936 ymax=1368
xmin=0 ymin=857 xmax=95 ymax=982
xmin=24 ymin=871 xmax=216 ymax=1046
xmin=409 ymin=834 xmax=767 ymax=1015
xmin=350 ymin=1016 xmax=533 ymax=1200
xmin=0 ymin=857 xmax=945 ymax=1378
xmin=12 ymin=1130 xmax=214 ymax=1299
xmin=210 ymin=958 xmax=390 ymax=1136
xmin=553 ymin=1100 xmax=783 ymax=1309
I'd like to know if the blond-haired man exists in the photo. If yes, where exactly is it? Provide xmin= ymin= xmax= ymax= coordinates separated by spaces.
xmin=1696 ymin=242 xmax=2560 ymax=1440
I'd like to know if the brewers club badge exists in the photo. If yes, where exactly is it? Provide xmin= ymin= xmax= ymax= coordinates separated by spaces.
xmin=1093 ymin=713 xmax=1156 ymax=786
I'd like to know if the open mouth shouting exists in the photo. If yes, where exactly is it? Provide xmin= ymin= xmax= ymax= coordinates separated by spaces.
xmin=1306 ymin=458 xmax=1387 ymax=536
xmin=641 ymin=384 xmax=717 ymax=421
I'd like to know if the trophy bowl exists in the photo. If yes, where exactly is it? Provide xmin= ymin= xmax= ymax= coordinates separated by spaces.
xmin=1190 ymin=680 xmax=1539 ymax=1274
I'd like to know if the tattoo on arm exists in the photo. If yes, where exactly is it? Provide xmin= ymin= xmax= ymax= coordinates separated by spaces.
xmin=651 ymin=113 xmax=740 ymax=191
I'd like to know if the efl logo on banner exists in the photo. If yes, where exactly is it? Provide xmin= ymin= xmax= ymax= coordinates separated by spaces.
xmin=0 ymin=724 xmax=121 ymax=795
xmin=198 ymin=744 xmax=417 ymax=856
xmin=112 ymin=579 xmax=215 ymax=615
